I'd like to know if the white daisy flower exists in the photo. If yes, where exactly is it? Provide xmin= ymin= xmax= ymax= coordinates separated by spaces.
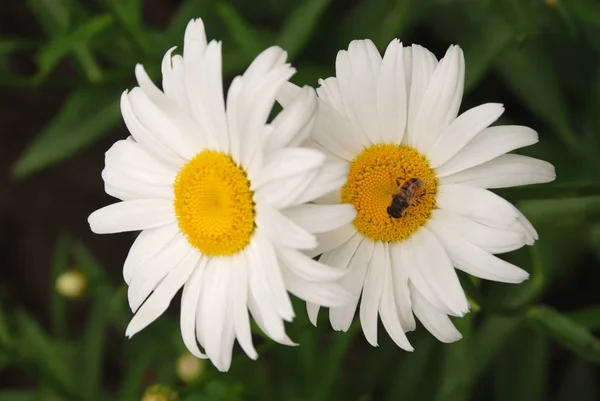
xmin=87 ymin=18 xmax=356 ymax=371
xmin=278 ymin=39 xmax=556 ymax=350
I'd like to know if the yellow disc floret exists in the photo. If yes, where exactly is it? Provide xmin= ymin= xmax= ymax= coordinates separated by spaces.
xmin=174 ymin=150 xmax=255 ymax=256
xmin=341 ymin=144 xmax=437 ymax=243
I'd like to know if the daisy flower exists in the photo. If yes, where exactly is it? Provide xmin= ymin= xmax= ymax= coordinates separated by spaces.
xmin=278 ymin=39 xmax=556 ymax=350
xmin=87 ymin=18 xmax=356 ymax=371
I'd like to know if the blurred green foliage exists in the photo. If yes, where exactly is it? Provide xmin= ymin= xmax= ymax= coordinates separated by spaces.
xmin=2 ymin=0 xmax=600 ymax=400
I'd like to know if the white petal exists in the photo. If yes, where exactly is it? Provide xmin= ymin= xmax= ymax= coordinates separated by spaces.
xmin=126 ymin=250 xmax=199 ymax=337
xmin=267 ymin=86 xmax=317 ymax=152
xmin=388 ymin=243 xmax=416 ymax=331
xmin=251 ymin=233 xmax=295 ymax=321
xmin=428 ymin=219 xmax=530 ymax=283
xmin=378 ymin=244 xmax=414 ymax=351
xmin=440 ymin=154 xmax=556 ymax=189
xmin=428 ymin=103 xmax=505 ymax=168
xmin=282 ymin=204 xmax=356 ymax=234
xmin=436 ymin=184 xmax=520 ymax=228
xmin=127 ymin=87 xmax=200 ymax=160
xmin=105 ymin=138 xmax=177 ymax=184
xmin=276 ymin=81 xmax=302 ymax=108
xmin=256 ymin=203 xmax=316 ymax=250
xmin=289 ymin=160 xmax=350 ymax=206
xmin=305 ymin=223 xmax=357 ymax=258
xmin=430 ymin=209 xmax=527 ymax=254
xmin=88 ymin=199 xmax=175 ymax=234
xmin=120 ymin=92 xmax=182 ymax=167
xmin=229 ymin=253 xmax=258 ymax=359
xmin=161 ymin=48 xmax=188 ymax=110
xmin=280 ymin=260 xmax=352 ymax=308
xmin=410 ymin=228 xmax=469 ymax=316
xmin=316 ymin=77 xmax=344 ymax=115
xmin=436 ymin=125 xmax=538 ymax=177
xmin=410 ymin=283 xmax=462 ymax=343
xmin=377 ymin=39 xmax=408 ymax=144
xmin=312 ymin=100 xmax=366 ymax=161
xmin=306 ymin=302 xmax=321 ymax=326
xmin=329 ymin=237 xmax=374 ymax=331
xmin=123 ymin=223 xmax=180 ymax=284
xmin=405 ymin=45 xmax=438 ymax=145
xmin=254 ymin=166 xmax=320 ymax=210
xmin=411 ymin=45 xmax=465 ymax=153
xmin=251 ymin=147 xmax=325 ymax=190
xmin=102 ymin=167 xmax=173 ymax=201
xmin=277 ymin=248 xmax=347 ymax=282
xmin=180 ymin=257 xmax=208 ymax=358
xmin=345 ymin=39 xmax=383 ymax=143
xmin=128 ymin=234 xmax=192 ymax=312
xmin=359 ymin=241 xmax=386 ymax=346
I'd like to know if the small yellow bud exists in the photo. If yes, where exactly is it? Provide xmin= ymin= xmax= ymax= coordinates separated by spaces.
xmin=55 ymin=270 xmax=87 ymax=299
xmin=142 ymin=384 xmax=179 ymax=401
xmin=176 ymin=352 xmax=205 ymax=383
xmin=545 ymin=0 xmax=559 ymax=6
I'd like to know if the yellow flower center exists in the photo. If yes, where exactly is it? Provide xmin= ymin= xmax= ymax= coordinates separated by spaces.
xmin=173 ymin=150 xmax=255 ymax=256
xmin=341 ymin=144 xmax=437 ymax=242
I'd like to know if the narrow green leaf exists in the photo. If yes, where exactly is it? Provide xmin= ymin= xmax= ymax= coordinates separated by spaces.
xmin=216 ymin=3 xmax=265 ymax=57
xmin=72 ymin=242 xmax=107 ymax=285
xmin=35 ymin=15 xmax=113 ymax=83
xmin=0 ymin=39 xmax=38 ymax=56
xmin=494 ymin=326 xmax=549 ymax=401
xmin=104 ymin=0 xmax=151 ymax=56
xmin=12 ymin=86 xmax=121 ymax=178
xmin=569 ymin=0 xmax=600 ymax=26
xmin=0 ymin=391 xmax=36 ymax=401
xmin=50 ymin=233 xmax=70 ymax=338
xmin=374 ymin=0 xmax=414 ymax=50
xmin=27 ymin=0 xmax=71 ymax=34
xmin=568 ymin=306 xmax=600 ymax=331
xmin=169 ymin=0 xmax=217 ymax=39
xmin=495 ymin=43 xmax=581 ymax=152
xmin=14 ymin=310 xmax=76 ymax=394
xmin=80 ymin=284 xmax=113 ymax=401
xmin=471 ymin=316 xmax=521 ymax=383
xmin=528 ymin=306 xmax=600 ymax=364
xmin=518 ymin=196 xmax=600 ymax=226
xmin=276 ymin=0 xmax=330 ymax=58
xmin=435 ymin=316 xmax=473 ymax=401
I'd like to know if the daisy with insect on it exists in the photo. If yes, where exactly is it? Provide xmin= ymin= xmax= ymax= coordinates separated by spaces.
xmin=278 ymin=39 xmax=556 ymax=349
xmin=87 ymin=18 xmax=357 ymax=372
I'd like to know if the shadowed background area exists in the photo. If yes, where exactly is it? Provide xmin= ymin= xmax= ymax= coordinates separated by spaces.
xmin=1 ymin=0 xmax=600 ymax=400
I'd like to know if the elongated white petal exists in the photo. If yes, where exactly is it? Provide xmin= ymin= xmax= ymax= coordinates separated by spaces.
xmin=440 ymin=154 xmax=556 ymax=188
xmin=411 ymin=45 xmax=463 ymax=152
xmin=127 ymin=233 xmax=191 ymax=312
xmin=256 ymin=203 xmax=317 ymax=250
xmin=388 ymin=243 xmax=416 ymax=331
xmin=123 ymin=223 xmax=180 ymax=284
xmin=161 ymin=48 xmax=188 ymax=110
xmin=126 ymin=250 xmax=199 ymax=337
xmin=290 ymin=160 xmax=349 ymax=206
xmin=88 ymin=199 xmax=175 ymax=234
xmin=411 ymin=228 xmax=469 ymax=316
xmin=428 ymin=219 xmax=529 ymax=283
xmin=251 ymin=148 xmax=325 ymax=190
xmin=430 ymin=209 xmax=526 ymax=254
xmin=312 ymin=100 xmax=366 ymax=161
xmin=436 ymin=125 xmax=539 ymax=177
xmin=229 ymin=253 xmax=257 ymax=359
xmin=359 ymin=241 xmax=386 ymax=346
xmin=102 ymin=167 xmax=173 ymax=201
xmin=282 ymin=204 xmax=356 ymax=234
xmin=277 ymin=248 xmax=347 ymax=282
xmin=410 ymin=283 xmax=462 ymax=343
xmin=436 ymin=184 xmax=520 ymax=228
xmin=105 ymin=138 xmax=177 ymax=183
xmin=377 ymin=39 xmax=407 ymax=144
xmin=405 ymin=45 xmax=437 ymax=145
xmin=306 ymin=302 xmax=320 ymax=326
xmin=267 ymin=86 xmax=317 ymax=152
xmin=305 ymin=223 xmax=357 ymax=258
xmin=276 ymin=81 xmax=302 ymax=107
xmin=428 ymin=103 xmax=504 ymax=168
xmin=317 ymin=77 xmax=344 ymax=115
xmin=180 ymin=257 xmax=208 ymax=358
xmin=329 ymin=237 xmax=374 ymax=331
xmin=379 ymin=244 xmax=414 ymax=351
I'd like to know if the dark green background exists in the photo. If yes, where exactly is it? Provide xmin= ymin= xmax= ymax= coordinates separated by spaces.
xmin=1 ymin=0 xmax=600 ymax=400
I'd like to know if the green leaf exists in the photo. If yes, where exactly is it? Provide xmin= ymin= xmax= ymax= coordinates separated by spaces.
xmin=216 ymin=3 xmax=266 ymax=57
xmin=0 ymin=391 xmax=36 ymax=401
xmin=435 ymin=316 xmax=473 ymax=401
xmin=27 ymin=0 xmax=71 ymax=34
xmin=494 ymin=42 xmax=581 ymax=152
xmin=374 ymin=0 xmax=414 ymax=50
xmin=35 ymin=15 xmax=112 ymax=83
xmin=471 ymin=315 xmax=522 ymax=383
xmin=518 ymin=196 xmax=600 ymax=226
xmin=276 ymin=0 xmax=330 ymax=59
xmin=14 ymin=310 xmax=76 ymax=395
xmin=80 ymin=284 xmax=113 ymax=401
xmin=12 ymin=86 xmax=121 ymax=178
xmin=169 ymin=0 xmax=218 ymax=41
xmin=73 ymin=242 xmax=108 ymax=285
xmin=50 ymin=233 xmax=70 ymax=338
xmin=0 ymin=39 xmax=38 ymax=56
xmin=568 ymin=306 xmax=600 ymax=331
xmin=104 ymin=0 xmax=151 ymax=56
xmin=493 ymin=326 xmax=549 ymax=401
xmin=528 ymin=306 xmax=600 ymax=364
xmin=569 ymin=0 xmax=600 ymax=26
